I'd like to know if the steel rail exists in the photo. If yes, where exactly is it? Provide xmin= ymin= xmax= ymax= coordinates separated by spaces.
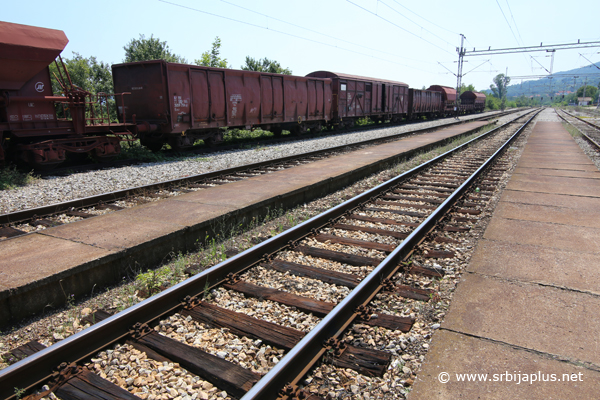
xmin=241 ymin=109 xmax=542 ymax=399
xmin=556 ymin=109 xmax=600 ymax=150
xmin=0 ymin=110 xmax=519 ymax=226
xmin=0 ymin=108 xmax=536 ymax=400
xmin=561 ymin=109 xmax=600 ymax=131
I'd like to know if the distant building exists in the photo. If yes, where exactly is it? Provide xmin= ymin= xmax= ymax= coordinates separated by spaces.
xmin=578 ymin=97 xmax=593 ymax=106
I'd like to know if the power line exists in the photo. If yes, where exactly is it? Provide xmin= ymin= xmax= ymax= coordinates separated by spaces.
xmin=388 ymin=0 xmax=458 ymax=40
xmin=504 ymin=0 xmax=524 ymax=45
xmin=389 ymin=0 xmax=459 ymax=35
xmin=530 ymin=55 xmax=551 ymax=74
xmin=495 ymin=0 xmax=521 ymax=47
xmin=346 ymin=0 xmax=455 ymax=56
xmin=214 ymin=0 xmax=434 ymax=65
xmin=158 ymin=0 xmax=434 ymax=71
xmin=579 ymin=53 xmax=600 ymax=70
xmin=380 ymin=0 xmax=456 ymax=46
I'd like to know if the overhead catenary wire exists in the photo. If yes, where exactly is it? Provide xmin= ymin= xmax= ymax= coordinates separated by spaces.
xmin=389 ymin=0 xmax=459 ymax=35
xmin=495 ymin=0 xmax=530 ymax=68
xmin=214 ymin=0 xmax=435 ymax=65
xmin=378 ymin=0 xmax=456 ymax=48
xmin=504 ymin=0 xmax=524 ymax=46
xmin=579 ymin=53 xmax=600 ymax=70
xmin=495 ymin=0 xmax=520 ymax=47
xmin=158 ymin=0 xmax=434 ymax=71
xmin=346 ymin=0 xmax=455 ymax=56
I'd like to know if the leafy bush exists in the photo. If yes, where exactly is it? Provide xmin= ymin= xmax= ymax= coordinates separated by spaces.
xmin=0 ymin=166 xmax=37 ymax=190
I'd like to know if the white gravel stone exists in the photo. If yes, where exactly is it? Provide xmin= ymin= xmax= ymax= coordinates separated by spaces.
xmin=0 ymin=112 xmax=499 ymax=214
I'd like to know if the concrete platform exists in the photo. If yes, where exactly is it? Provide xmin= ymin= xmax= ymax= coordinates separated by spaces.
xmin=413 ymin=330 xmax=600 ymax=400
xmin=0 ymin=120 xmax=488 ymax=325
xmin=409 ymin=118 xmax=600 ymax=399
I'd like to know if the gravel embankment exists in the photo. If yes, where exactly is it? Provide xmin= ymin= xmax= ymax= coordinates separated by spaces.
xmin=0 ymin=112 xmax=500 ymax=214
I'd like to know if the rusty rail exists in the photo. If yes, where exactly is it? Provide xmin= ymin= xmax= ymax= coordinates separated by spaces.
xmin=240 ymin=108 xmax=542 ymax=399
xmin=556 ymin=108 xmax=600 ymax=150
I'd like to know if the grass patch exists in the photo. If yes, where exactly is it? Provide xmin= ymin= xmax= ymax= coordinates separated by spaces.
xmin=0 ymin=166 xmax=37 ymax=190
xmin=223 ymin=128 xmax=276 ymax=143
xmin=562 ymin=122 xmax=582 ymax=138
xmin=356 ymin=117 xmax=374 ymax=126
xmin=118 ymin=140 xmax=175 ymax=163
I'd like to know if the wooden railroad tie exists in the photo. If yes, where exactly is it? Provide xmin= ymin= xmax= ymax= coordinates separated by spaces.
xmin=294 ymin=245 xmax=381 ymax=267
xmin=264 ymin=260 xmax=362 ymax=288
xmin=374 ymin=200 xmax=437 ymax=210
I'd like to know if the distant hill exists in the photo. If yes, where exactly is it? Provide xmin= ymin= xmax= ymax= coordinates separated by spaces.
xmin=505 ymin=64 xmax=600 ymax=98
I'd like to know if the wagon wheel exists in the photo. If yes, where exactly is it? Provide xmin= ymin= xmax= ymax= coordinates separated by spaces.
xmin=204 ymin=136 xmax=219 ymax=147
xmin=311 ymin=123 xmax=322 ymax=134
xmin=271 ymin=127 xmax=283 ymax=137
xmin=141 ymin=140 xmax=164 ymax=152
xmin=291 ymin=124 xmax=307 ymax=136
xmin=67 ymin=151 xmax=91 ymax=162
xmin=22 ymin=149 xmax=64 ymax=170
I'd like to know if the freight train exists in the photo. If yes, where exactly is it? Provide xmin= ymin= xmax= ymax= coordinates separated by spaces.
xmin=112 ymin=63 xmax=485 ymax=152
xmin=1 ymin=21 xmax=486 ymax=168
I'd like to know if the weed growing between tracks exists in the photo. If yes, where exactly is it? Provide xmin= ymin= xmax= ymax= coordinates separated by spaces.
xmin=562 ymin=122 xmax=582 ymax=138
xmin=0 ymin=123 xmax=495 ymax=371
xmin=0 ymin=166 xmax=38 ymax=191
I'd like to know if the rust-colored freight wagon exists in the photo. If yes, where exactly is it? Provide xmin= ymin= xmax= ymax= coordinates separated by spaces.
xmin=305 ymin=71 xmax=409 ymax=127
xmin=460 ymin=91 xmax=486 ymax=113
xmin=0 ymin=21 xmax=133 ymax=168
xmin=112 ymin=61 xmax=332 ymax=150
xmin=407 ymin=89 xmax=442 ymax=119
xmin=427 ymin=85 xmax=457 ymax=114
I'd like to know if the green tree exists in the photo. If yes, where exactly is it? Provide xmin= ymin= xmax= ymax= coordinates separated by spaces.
xmin=486 ymin=96 xmax=501 ymax=110
xmin=575 ymin=85 xmax=598 ymax=102
xmin=50 ymin=52 xmax=113 ymax=95
xmin=123 ymin=34 xmax=187 ymax=63
xmin=195 ymin=37 xmax=229 ymax=68
xmin=49 ymin=52 xmax=118 ymax=121
xmin=490 ymin=74 xmax=510 ymax=99
xmin=490 ymin=74 xmax=510 ymax=110
xmin=514 ymin=94 xmax=538 ymax=107
xmin=242 ymin=56 xmax=292 ymax=75
xmin=459 ymin=83 xmax=476 ymax=94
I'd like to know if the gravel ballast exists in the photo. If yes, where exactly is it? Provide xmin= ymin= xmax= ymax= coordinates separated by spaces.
xmin=0 ymin=113 xmax=501 ymax=214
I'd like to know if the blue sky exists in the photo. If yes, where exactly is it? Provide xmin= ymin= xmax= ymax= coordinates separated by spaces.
xmin=4 ymin=0 xmax=600 ymax=91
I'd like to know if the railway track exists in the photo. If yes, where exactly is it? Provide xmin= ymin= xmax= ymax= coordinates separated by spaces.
xmin=0 ymin=110 xmax=520 ymax=240
xmin=0 ymin=109 xmax=540 ymax=400
xmin=37 ymin=110 xmax=515 ymax=178
xmin=556 ymin=108 xmax=600 ymax=150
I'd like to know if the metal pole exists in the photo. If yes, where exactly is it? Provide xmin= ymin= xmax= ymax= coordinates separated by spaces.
xmin=547 ymin=49 xmax=555 ymax=102
xmin=583 ymin=76 xmax=588 ymax=105
xmin=573 ymin=76 xmax=578 ymax=105
xmin=456 ymin=34 xmax=466 ymax=115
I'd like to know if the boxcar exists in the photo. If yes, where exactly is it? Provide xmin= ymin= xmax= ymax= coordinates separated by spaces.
xmin=460 ymin=91 xmax=486 ymax=113
xmin=407 ymin=89 xmax=442 ymax=119
xmin=427 ymin=85 xmax=458 ymax=115
xmin=305 ymin=71 xmax=409 ymax=126
xmin=112 ymin=61 xmax=332 ymax=150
